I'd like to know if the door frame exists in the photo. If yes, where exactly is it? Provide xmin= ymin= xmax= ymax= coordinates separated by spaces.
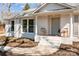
xmin=51 ymin=17 xmax=60 ymax=36
xmin=10 ymin=20 xmax=15 ymax=36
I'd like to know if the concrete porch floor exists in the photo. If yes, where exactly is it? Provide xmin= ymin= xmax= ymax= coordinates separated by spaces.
xmin=37 ymin=36 xmax=79 ymax=48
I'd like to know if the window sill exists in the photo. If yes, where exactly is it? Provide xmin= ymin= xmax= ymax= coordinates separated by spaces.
xmin=22 ymin=32 xmax=34 ymax=34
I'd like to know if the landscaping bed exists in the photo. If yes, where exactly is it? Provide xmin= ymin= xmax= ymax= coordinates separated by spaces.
xmin=0 ymin=36 xmax=79 ymax=56
xmin=50 ymin=41 xmax=79 ymax=56
xmin=0 ymin=36 xmax=38 ymax=48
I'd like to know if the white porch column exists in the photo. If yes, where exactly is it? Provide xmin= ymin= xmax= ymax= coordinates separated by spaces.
xmin=35 ymin=16 xmax=38 ymax=42
xmin=70 ymin=14 xmax=74 ymax=38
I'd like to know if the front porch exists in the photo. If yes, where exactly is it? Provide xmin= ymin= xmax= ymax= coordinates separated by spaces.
xmin=34 ymin=11 xmax=79 ymax=46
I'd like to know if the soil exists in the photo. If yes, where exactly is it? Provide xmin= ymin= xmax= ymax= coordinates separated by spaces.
xmin=0 ymin=36 xmax=38 ymax=56
xmin=51 ymin=49 xmax=78 ymax=56
xmin=0 ymin=36 xmax=38 ymax=48
xmin=50 ymin=42 xmax=79 ymax=56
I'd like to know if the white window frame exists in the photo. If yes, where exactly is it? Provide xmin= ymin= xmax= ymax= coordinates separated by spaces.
xmin=22 ymin=18 xmax=35 ymax=33
xmin=28 ymin=19 xmax=35 ymax=33
xmin=22 ymin=19 xmax=28 ymax=33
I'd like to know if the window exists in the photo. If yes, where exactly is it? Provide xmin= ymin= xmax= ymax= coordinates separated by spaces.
xmin=28 ymin=19 xmax=34 ymax=32
xmin=74 ymin=15 xmax=78 ymax=23
xmin=11 ymin=21 xmax=14 ymax=31
xmin=73 ymin=15 xmax=79 ymax=36
xmin=23 ymin=20 xmax=27 ymax=32
xmin=22 ymin=19 xmax=34 ymax=33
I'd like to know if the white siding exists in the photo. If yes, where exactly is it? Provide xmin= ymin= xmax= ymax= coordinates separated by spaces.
xmin=5 ymin=20 xmax=10 ymax=36
xmin=60 ymin=14 xmax=70 ymax=36
xmin=37 ymin=16 xmax=49 ymax=35
xmin=5 ymin=19 xmax=35 ymax=39
xmin=5 ymin=20 xmax=14 ymax=36
xmin=21 ymin=33 xmax=35 ymax=39
xmin=14 ymin=19 xmax=21 ymax=38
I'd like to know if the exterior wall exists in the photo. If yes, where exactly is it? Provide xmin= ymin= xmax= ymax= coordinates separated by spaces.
xmin=60 ymin=14 xmax=70 ymax=37
xmin=39 ymin=4 xmax=67 ymax=12
xmin=5 ymin=20 xmax=12 ymax=36
xmin=5 ymin=18 xmax=35 ymax=40
xmin=14 ymin=19 xmax=21 ymax=38
xmin=5 ymin=14 xmax=72 ymax=40
xmin=37 ymin=16 xmax=49 ymax=35
xmin=5 ymin=19 xmax=35 ymax=39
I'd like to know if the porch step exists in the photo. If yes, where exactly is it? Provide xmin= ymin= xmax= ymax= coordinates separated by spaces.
xmin=61 ymin=38 xmax=73 ymax=45
xmin=38 ymin=36 xmax=62 ymax=48
xmin=38 ymin=36 xmax=79 ymax=48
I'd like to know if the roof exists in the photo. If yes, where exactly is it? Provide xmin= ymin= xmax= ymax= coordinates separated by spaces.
xmin=67 ymin=3 xmax=79 ymax=8
xmin=4 ymin=3 xmax=79 ymax=20
xmin=22 ymin=8 xmax=36 ymax=16
xmin=3 ymin=12 xmax=21 ymax=19
xmin=23 ymin=8 xmax=36 ymax=13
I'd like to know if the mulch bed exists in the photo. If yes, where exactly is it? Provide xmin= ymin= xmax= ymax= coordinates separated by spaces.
xmin=50 ymin=42 xmax=79 ymax=56
xmin=0 ymin=36 xmax=38 ymax=48
xmin=0 ymin=36 xmax=38 ymax=56
xmin=51 ymin=49 xmax=78 ymax=56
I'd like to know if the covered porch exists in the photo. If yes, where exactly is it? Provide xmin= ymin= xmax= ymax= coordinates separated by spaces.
xmin=34 ymin=9 xmax=79 ymax=46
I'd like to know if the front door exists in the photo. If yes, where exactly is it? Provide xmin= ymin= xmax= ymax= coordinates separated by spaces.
xmin=51 ymin=17 xmax=60 ymax=36
xmin=11 ymin=21 xmax=14 ymax=36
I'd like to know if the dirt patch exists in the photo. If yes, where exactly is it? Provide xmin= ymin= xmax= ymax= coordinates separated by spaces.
xmin=20 ymin=42 xmax=38 ymax=48
xmin=15 ymin=39 xmax=24 ymax=43
xmin=0 ymin=36 xmax=7 ymax=41
xmin=50 ymin=42 xmax=79 ymax=56
xmin=73 ymin=42 xmax=79 ymax=49
xmin=0 ymin=36 xmax=38 ymax=48
xmin=6 ymin=42 xmax=21 ymax=47
xmin=51 ymin=50 xmax=78 ymax=56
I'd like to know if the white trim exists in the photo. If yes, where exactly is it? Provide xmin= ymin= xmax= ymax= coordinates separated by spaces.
xmin=35 ymin=9 xmax=74 ymax=16
xmin=33 ymin=3 xmax=47 ymax=13
xmin=27 ymin=19 xmax=29 ymax=33
xmin=34 ymin=16 xmax=38 ymax=42
xmin=22 ymin=19 xmax=28 ymax=33
xmin=35 ymin=16 xmax=38 ymax=35
xmin=70 ymin=13 xmax=74 ymax=38
xmin=33 ymin=3 xmax=75 ymax=13
xmin=59 ymin=3 xmax=76 ymax=9
xmin=78 ymin=16 xmax=79 ymax=37
xmin=49 ymin=16 xmax=52 ymax=34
